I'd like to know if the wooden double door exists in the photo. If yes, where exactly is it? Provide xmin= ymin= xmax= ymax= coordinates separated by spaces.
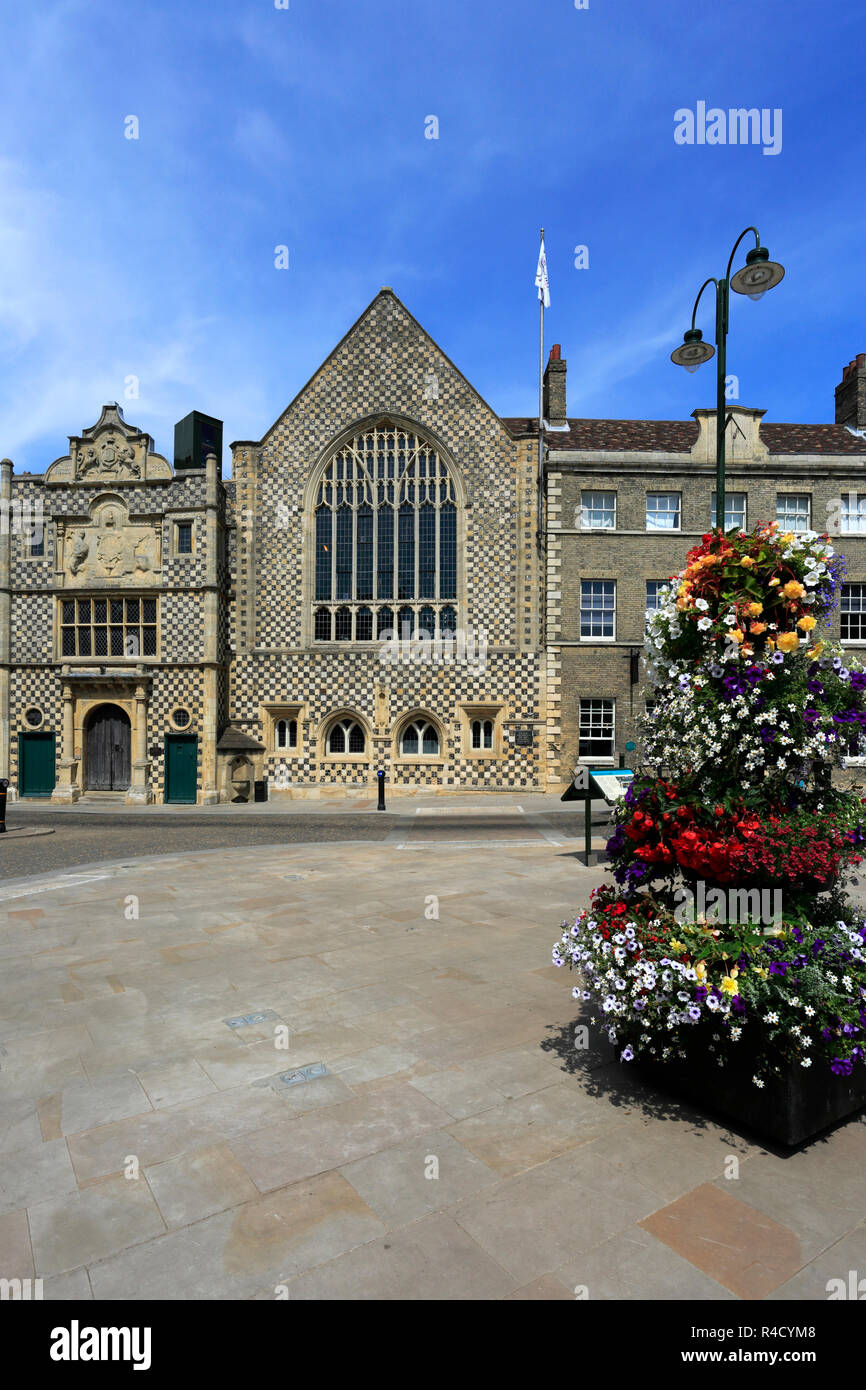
xmin=85 ymin=704 xmax=131 ymax=791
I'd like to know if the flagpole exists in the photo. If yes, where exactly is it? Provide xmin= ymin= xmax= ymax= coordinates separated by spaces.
xmin=538 ymin=227 xmax=545 ymax=544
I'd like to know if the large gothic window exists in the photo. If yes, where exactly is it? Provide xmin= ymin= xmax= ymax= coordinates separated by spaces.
xmin=313 ymin=422 xmax=458 ymax=642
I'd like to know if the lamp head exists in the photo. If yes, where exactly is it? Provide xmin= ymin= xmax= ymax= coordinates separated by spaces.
xmin=730 ymin=245 xmax=785 ymax=301
xmin=671 ymin=328 xmax=715 ymax=373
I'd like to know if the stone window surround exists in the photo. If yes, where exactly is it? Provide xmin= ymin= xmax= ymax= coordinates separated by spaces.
xmin=319 ymin=709 xmax=371 ymax=761
xmin=458 ymin=702 xmax=506 ymax=758
xmin=172 ymin=516 xmax=196 ymax=558
xmin=393 ymin=709 xmax=446 ymax=765
xmin=261 ymin=702 xmax=306 ymax=756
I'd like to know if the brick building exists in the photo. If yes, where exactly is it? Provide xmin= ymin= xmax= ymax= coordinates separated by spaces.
xmin=1 ymin=290 xmax=864 ymax=802
xmin=528 ymin=349 xmax=866 ymax=783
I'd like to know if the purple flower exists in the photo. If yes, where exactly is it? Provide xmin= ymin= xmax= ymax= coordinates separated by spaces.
xmin=621 ymin=1046 xmax=634 ymax=1063
xmin=831 ymin=1058 xmax=853 ymax=1076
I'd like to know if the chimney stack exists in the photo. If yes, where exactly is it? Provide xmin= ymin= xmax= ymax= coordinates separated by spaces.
xmin=835 ymin=353 xmax=866 ymax=428
xmin=543 ymin=344 xmax=567 ymax=427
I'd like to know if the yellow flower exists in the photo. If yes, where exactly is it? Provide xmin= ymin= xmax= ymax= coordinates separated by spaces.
xmin=768 ymin=577 xmax=781 ymax=587
xmin=730 ymin=629 xmax=745 ymax=644
xmin=739 ymin=556 xmax=756 ymax=568
xmin=720 ymin=975 xmax=739 ymax=995
xmin=755 ymin=966 xmax=769 ymax=980
xmin=746 ymin=602 xmax=763 ymax=616
xmin=670 ymin=939 xmax=688 ymax=954
xmin=797 ymin=615 xmax=817 ymax=631
xmin=811 ymin=641 xmax=824 ymax=657
xmin=780 ymin=531 xmax=794 ymax=544
xmin=776 ymin=631 xmax=800 ymax=653
xmin=766 ymin=638 xmax=776 ymax=651
xmin=782 ymin=580 xmax=806 ymax=599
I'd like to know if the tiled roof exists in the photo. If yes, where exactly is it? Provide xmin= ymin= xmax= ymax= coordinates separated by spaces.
xmin=503 ymin=417 xmax=866 ymax=456
xmin=760 ymin=424 xmax=866 ymax=454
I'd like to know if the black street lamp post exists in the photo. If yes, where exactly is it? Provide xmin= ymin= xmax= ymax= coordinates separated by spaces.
xmin=671 ymin=228 xmax=785 ymax=532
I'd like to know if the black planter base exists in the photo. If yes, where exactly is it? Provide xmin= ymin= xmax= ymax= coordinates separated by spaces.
xmin=636 ymin=1039 xmax=866 ymax=1147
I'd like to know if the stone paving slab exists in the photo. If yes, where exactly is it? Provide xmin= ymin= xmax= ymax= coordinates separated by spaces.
xmin=1 ymin=838 xmax=865 ymax=1300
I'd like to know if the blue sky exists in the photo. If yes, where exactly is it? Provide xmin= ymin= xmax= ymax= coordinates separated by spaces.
xmin=1 ymin=0 xmax=864 ymax=473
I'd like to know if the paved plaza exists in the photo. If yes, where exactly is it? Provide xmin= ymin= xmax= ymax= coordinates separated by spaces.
xmin=1 ymin=833 xmax=865 ymax=1301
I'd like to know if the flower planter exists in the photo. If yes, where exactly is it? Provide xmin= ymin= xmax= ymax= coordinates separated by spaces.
xmin=635 ymin=1027 xmax=866 ymax=1147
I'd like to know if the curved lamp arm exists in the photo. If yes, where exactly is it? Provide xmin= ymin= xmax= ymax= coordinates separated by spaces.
xmin=725 ymin=226 xmax=761 ymax=283
xmin=689 ymin=278 xmax=719 ymax=333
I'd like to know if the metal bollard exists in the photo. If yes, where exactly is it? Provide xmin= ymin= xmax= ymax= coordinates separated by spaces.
xmin=377 ymin=769 xmax=386 ymax=811
xmin=0 ymin=778 xmax=8 ymax=834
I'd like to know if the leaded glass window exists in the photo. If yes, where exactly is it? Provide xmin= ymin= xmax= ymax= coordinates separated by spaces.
xmin=312 ymin=423 xmax=459 ymax=640
xmin=400 ymin=719 xmax=440 ymax=757
xmin=60 ymin=596 xmax=157 ymax=658
xmin=327 ymin=718 xmax=366 ymax=755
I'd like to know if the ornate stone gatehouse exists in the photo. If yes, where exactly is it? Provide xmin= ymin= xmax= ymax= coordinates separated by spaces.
xmin=1 ymin=403 xmax=225 ymax=804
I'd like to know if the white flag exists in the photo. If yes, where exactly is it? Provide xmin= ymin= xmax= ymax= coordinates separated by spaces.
xmin=535 ymin=236 xmax=550 ymax=308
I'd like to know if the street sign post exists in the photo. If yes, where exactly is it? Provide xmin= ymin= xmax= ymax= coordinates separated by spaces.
xmin=571 ymin=766 xmax=635 ymax=865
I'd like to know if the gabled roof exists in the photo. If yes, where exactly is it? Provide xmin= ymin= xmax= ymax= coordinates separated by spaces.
xmin=233 ymin=288 xmax=509 ymax=449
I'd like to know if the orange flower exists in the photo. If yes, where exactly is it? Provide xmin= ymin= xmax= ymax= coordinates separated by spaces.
xmin=797 ymin=615 xmax=818 ymax=631
xmin=750 ymin=622 xmax=767 ymax=635
xmin=776 ymin=631 xmax=800 ymax=653
xmin=782 ymin=580 xmax=806 ymax=599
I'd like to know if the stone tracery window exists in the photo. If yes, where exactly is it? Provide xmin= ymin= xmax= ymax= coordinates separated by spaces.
xmin=313 ymin=422 xmax=458 ymax=642
xmin=326 ymin=718 xmax=366 ymax=755
xmin=400 ymin=719 xmax=440 ymax=757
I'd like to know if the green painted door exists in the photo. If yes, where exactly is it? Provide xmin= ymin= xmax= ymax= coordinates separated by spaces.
xmin=165 ymin=734 xmax=197 ymax=803
xmin=18 ymin=732 xmax=56 ymax=797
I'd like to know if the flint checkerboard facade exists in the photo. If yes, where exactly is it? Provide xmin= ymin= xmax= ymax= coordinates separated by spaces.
xmin=2 ymin=291 xmax=865 ymax=803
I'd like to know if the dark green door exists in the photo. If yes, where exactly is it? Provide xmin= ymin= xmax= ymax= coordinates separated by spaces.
xmin=165 ymin=735 xmax=197 ymax=803
xmin=18 ymin=732 xmax=56 ymax=797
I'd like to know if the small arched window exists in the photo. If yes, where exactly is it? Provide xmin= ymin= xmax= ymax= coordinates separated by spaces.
xmin=471 ymin=718 xmax=494 ymax=750
xmin=327 ymin=719 xmax=366 ymax=755
xmin=275 ymin=719 xmax=297 ymax=750
xmin=401 ymin=719 xmax=440 ymax=757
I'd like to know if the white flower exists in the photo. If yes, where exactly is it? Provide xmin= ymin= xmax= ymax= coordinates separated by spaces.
xmin=800 ymin=1057 xmax=812 ymax=1068
xmin=764 ymin=1012 xmax=780 ymax=1024
xmin=752 ymin=1076 xmax=765 ymax=1088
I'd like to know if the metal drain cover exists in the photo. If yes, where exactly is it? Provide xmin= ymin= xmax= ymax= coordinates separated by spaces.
xmin=224 ymin=1010 xmax=279 ymax=1029
xmin=278 ymin=1062 xmax=329 ymax=1087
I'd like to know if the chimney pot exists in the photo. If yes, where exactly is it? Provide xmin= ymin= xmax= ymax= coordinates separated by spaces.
xmin=549 ymin=344 xmax=561 ymax=361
